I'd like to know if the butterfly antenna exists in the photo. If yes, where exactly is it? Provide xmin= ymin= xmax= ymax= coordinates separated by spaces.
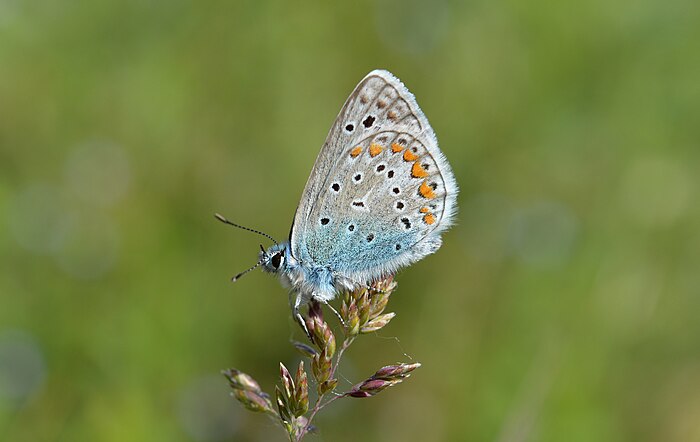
xmin=231 ymin=258 xmax=265 ymax=282
xmin=231 ymin=246 xmax=274 ymax=282
xmin=214 ymin=213 xmax=278 ymax=245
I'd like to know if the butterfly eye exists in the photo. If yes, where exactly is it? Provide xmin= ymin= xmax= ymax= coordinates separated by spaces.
xmin=271 ymin=253 xmax=283 ymax=269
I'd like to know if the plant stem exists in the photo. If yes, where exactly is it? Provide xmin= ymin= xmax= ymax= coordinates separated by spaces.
xmin=330 ymin=336 xmax=354 ymax=379
xmin=296 ymin=336 xmax=355 ymax=441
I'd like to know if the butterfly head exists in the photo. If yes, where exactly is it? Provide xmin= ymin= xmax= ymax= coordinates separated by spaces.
xmin=215 ymin=213 xmax=295 ymax=281
xmin=260 ymin=242 xmax=291 ymax=275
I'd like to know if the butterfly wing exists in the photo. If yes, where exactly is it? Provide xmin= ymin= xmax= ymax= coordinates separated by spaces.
xmin=290 ymin=70 xmax=457 ymax=284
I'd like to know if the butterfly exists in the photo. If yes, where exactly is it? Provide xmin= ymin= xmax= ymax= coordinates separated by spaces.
xmin=217 ymin=69 xmax=458 ymax=331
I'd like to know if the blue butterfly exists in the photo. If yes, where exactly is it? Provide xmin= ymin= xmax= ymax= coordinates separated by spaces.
xmin=218 ymin=70 xmax=457 ymax=331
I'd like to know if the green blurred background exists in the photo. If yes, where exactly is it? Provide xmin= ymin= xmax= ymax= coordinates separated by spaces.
xmin=1 ymin=1 xmax=699 ymax=441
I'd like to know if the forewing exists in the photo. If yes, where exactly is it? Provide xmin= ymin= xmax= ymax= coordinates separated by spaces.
xmin=290 ymin=70 xmax=457 ymax=282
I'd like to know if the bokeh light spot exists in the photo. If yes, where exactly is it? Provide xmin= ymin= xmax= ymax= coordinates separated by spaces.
xmin=0 ymin=330 xmax=46 ymax=403
xmin=508 ymin=200 xmax=579 ymax=267
xmin=52 ymin=209 xmax=119 ymax=279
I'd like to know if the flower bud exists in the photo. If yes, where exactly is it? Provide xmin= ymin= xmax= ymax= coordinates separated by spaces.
xmin=318 ymin=378 xmax=338 ymax=395
xmin=275 ymin=386 xmax=292 ymax=423
xmin=324 ymin=326 xmax=336 ymax=358
xmin=345 ymin=302 xmax=360 ymax=336
xmin=370 ymin=293 xmax=390 ymax=317
xmin=222 ymin=368 xmax=262 ymax=393
xmin=358 ymin=292 xmax=371 ymax=325
xmin=279 ymin=363 xmax=295 ymax=400
xmin=312 ymin=348 xmax=332 ymax=384
xmin=293 ymin=361 xmax=309 ymax=416
xmin=360 ymin=312 xmax=396 ymax=333
xmin=308 ymin=301 xmax=323 ymax=321
xmin=373 ymin=363 xmax=421 ymax=379
xmin=292 ymin=341 xmax=318 ymax=358
xmin=232 ymin=390 xmax=274 ymax=413
xmin=348 ymin=378 xmax=400 ymax=397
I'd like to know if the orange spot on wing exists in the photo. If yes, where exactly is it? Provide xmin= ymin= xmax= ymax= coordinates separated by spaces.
xmin=350 ymin=146 xmax=363 ymax=158
xmin=423 ymin=213 xmax=436 ymax=225
xmin=403 ymin=150 xmax=419 ymax=162
xmin=419 ymin=181 xmax=435 ymax=199
xmin=411 ymin=161 xmax=428 ymax=178
xmin=391 ymin=143 xmax=403 ymax=153
xmin=369 ymin=143 xmax=383 ymax=157
xmin=388 ymin=110 xmax=398 ymax=120
xmin=420 ymin=207 xmax=429 ymax=213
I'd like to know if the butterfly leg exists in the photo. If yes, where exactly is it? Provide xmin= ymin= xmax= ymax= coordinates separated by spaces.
xmin=290 ymin=291 xmax=311 ymax=339
xmin=366 ymin=283 xmax=386 ymax=294
xmin=320 ymin=299 xmax=346 ymax=328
